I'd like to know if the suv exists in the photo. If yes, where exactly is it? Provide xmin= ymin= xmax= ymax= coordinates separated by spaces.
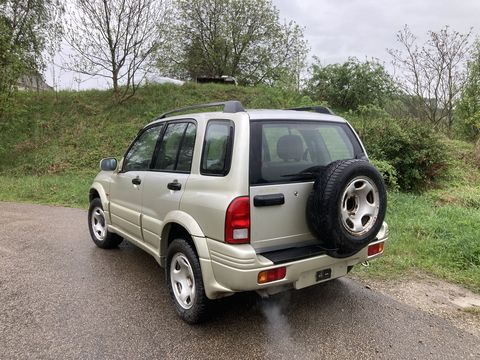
xmin=88 ymin=101 xmax=388 ymax=323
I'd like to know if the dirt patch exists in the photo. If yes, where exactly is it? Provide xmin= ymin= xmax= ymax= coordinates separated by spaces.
xmin=354 ymin=273 xmax=480 ymax=338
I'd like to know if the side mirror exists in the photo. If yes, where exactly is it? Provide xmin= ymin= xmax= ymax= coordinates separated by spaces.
xmin=100 ymin=157 xmax=118 ymax=171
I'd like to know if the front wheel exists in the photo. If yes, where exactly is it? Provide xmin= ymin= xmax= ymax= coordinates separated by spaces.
xmin=167 ymin=238 xmax=210 ymax=324
xmin=88 ymin=198 xmax=123 ymax=249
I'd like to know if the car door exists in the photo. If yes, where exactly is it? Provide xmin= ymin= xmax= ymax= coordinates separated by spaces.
xmin=141 ymin=121 xmax=196 ymax=251
xmin=109 ymin=123 xmax=164 ymax=241
xmin=249 ymin=120 xmax=361 ymax=252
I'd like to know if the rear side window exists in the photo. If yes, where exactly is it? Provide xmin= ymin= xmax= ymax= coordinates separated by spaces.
xmin=201 ymin=120 xmax=234 ymax=176
xmin=250 ymin=121 xmax=362 ymax=185
xmin=153 ymin=122 xmax=196 ymax=172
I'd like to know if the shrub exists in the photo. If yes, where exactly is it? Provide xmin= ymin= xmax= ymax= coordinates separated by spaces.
xmin=348 ymin=106 xmax=450 ymax=191
xmin=370 ymin=159 xmax=399 ymax=191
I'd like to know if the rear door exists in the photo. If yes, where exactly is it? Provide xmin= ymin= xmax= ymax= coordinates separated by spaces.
xmin=140 ymin=121 xmax=196 ymax=251
xmin=249 ymin=120 xmax=362 ymax=252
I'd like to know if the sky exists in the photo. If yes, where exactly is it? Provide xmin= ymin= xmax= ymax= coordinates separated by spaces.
xmin=46 ymin=0 xmax=480 ymax=90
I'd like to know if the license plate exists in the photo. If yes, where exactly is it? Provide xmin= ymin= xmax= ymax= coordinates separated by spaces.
xmin=316 ymin=268 xmax=332 ymax=282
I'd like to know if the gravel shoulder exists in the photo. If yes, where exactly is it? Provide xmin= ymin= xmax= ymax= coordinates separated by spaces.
xmin=353 ymin=273 xmax=480 ymax=338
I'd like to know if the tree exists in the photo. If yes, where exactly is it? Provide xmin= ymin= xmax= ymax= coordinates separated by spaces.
xmin=388 ymin=25 xmax=472 ymax=131
xmin=306 ymin=57 xmax=396 ymax=111
xmin=458 ymin=40 xmax=480 ymax=139
xmin=158 ymin=0 xmax=308 ymax=87
xmin=0 ymin=0 xmax=62 ymax=97
xmin=65 ymin=0 xmax=169 ymax=102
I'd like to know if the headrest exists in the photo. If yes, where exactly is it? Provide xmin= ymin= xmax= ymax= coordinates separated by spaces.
xmin=277 ymin=135 xmax=304 ymax=161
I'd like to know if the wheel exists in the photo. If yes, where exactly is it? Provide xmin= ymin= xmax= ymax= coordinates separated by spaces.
xmin=166 ymin=238 xmax=210 ymax=324
xmin=88 ymin=198 xmax=123 ymax=249
xmin=307 ymin=159 xmax=387 ymax=257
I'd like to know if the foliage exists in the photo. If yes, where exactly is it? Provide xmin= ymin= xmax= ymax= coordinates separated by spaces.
xmin=157 ymin=0 xmax=309 ymax=87
xmin=348 ymin=105 xmax=450 ymax=191
xmin=64 ymin=0 xmax=169 ymax=102
xmin=457 ymin=39 xmax=480 ymax=140
xmin=370 ymin=159 xmax=399 ymax=191
xmin=306 ymin=57 xmax=396 ymax=111
xmin=388 ymin=25 xmax=472 ymax=132
xmin=0 ymin=0 xmax=62 ymax=116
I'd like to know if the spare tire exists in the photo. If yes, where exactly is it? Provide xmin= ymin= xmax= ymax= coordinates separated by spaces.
xmin=307 ymin=159 xmax=387 ymax=257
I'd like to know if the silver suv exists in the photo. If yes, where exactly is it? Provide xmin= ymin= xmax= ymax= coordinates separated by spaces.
xmin=88 ymin=101 xmax=388 ymax=323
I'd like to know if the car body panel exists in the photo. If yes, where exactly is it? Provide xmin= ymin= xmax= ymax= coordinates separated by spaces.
xmin=109 ymin=171 xmax=144 ymax=241
xmin=250 ymin=182 xmax=317 ymax=251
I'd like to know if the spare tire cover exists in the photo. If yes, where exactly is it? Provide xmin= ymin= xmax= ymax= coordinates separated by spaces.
xmin=307 ymin=159 xmax=387 ymax=257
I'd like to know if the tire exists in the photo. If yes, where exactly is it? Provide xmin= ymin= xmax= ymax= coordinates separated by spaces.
xmin=307 ymin=159 xmax=387 ymax=257
xmin=166 ymin=238 xmax=210 ymax=324
xmin=88 ymin=198 xmax=123 ymax=249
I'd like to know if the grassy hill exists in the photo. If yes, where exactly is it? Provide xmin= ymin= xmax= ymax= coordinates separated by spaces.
xmin=0 ymin=83 xmax=478 ymax=292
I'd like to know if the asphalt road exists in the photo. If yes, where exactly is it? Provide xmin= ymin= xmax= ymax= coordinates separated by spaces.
xmin=0 ymin=202 xmax=479 ymax=360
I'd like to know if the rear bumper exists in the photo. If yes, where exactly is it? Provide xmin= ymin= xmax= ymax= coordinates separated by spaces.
xmin=200 ymin=222 xmax=388 ymax=299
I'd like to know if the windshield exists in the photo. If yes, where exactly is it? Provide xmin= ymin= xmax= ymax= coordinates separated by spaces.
xmin=249 ymin=120 xmax=364 ymax=185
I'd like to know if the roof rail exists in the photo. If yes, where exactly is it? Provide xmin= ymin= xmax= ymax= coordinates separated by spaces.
xmin=158 ymin=100 xmax=245 ymax=119
xmin=287 ymin=105 xmax=335 ymax=115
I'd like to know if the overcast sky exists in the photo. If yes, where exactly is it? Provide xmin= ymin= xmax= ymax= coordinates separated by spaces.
xmin=47 ymin=0 xmax=480 ymax=90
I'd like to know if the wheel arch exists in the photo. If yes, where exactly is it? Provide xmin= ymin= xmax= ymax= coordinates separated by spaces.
xmin=89 ymin=183 xmax=109 ymax=211
xmin=160 ymin=211 xmax=208 ymax=267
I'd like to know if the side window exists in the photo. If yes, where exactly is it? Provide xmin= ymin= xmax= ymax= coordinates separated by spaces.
xmin=153 ymin=122 xmax=196 ymax=172
xmin=317 ymin=127 xmax=354 ymax=161
xmin=176 ymin=123 xmax=196 ymax=171
xmin=123 ymin=125 xmax=163 ymax=172
xmin=201 ymin=120 xmax=234 ymax=176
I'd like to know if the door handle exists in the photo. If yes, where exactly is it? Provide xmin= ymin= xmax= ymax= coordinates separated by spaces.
xmin=132 ymin=176 xmax=141 ymax=185
xmin=167 ymin=180 xmax=182 ymax=191
xmin=254 ymin=193 xmax=285 ymax=207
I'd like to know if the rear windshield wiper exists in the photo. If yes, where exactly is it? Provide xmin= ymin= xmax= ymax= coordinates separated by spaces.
xmin=281 ymin=172 xmax=317 ymax=179
xmin=281 ymin=166 xmax=326 ymax=179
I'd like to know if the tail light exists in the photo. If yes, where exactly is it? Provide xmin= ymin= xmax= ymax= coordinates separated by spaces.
xmin=258 ymin=267 xmax=286 ymax=284
xmin=368 ymin=242 xmax=385 ymax=256
xmin=225 ymin=196 xmax=250 ymax=244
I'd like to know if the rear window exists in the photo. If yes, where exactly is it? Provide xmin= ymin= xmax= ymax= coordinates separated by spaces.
xmin=249 ymin=120 xmax=363 ymax=185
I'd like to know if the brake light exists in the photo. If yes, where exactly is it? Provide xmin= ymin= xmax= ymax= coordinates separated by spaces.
xmin=225 ymin=196 xmax=250 ymax=244
xmin=368 ymin=242 xmax=385 ymax=256
xmin=258 ymin=267 xmax=286 ymax=284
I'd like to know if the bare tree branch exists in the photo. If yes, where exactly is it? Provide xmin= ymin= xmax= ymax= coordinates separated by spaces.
xmin=388 ymin=25 xmax=472 ymax=131
xmin=64 ymin=0 xmax=169 ymax=103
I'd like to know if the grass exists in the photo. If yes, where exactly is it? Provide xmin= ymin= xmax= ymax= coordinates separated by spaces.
xmin=354 ymin=140 xmax=480 ymax=292
xmin=354 ymin=192 xmax=480 ymax=292
xmin=0 ymin=83 xmax=479 ymax=292
xmin=463 ymin=307 xmax=480 ymax=316
xmin=0 ymin=173 xmax=93 ymax=208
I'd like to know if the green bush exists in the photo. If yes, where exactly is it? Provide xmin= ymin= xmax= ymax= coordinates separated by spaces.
xmin=370 ymin=159 xmax=399 ymax=191
xmin=348 ymin=106 xmax=450 ymax=191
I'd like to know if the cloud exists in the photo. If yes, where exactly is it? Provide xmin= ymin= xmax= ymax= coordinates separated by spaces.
xmin=273 ymin=0 xmax=479 ymax=65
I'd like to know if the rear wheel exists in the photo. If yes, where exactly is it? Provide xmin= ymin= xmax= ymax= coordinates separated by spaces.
xmin=88 ymin=198 xmax=123 ymax=249
xmin=167 ymin=238 xmax=210 ymax=324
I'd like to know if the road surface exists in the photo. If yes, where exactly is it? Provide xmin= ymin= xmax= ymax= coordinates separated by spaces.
xmin=0 ymin=202 xmax=478 ymax=359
